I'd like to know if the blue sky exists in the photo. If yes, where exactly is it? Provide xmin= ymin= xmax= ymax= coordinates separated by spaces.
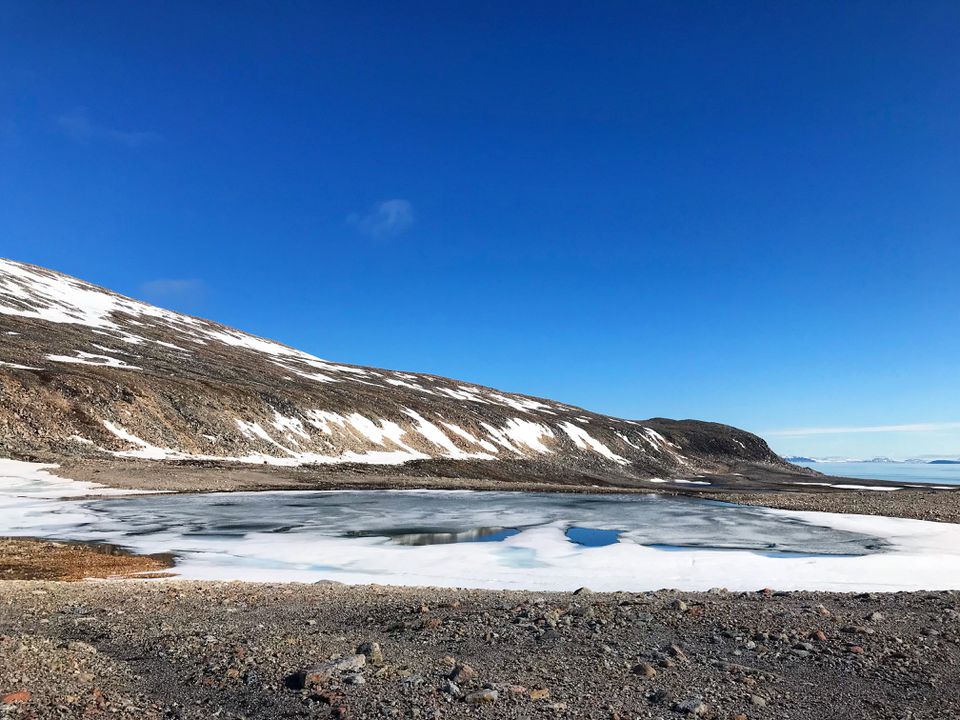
xmin=2 ymin=1 xmax=959 ymax=458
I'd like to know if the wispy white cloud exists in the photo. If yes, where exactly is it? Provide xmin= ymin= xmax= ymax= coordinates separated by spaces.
xmin=765 ymin=421 xmax=960 ymax=437
xmin=57 ymin=107 xmax=161 ymax=147
xmin=348 ymin=199 xmax=414 ymax=238
xmin=139 ymin=279 xmax=205 ymax=309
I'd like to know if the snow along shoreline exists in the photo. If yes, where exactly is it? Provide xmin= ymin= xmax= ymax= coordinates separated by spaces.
xmin=2 ymin=459 xmax=960 ymax=592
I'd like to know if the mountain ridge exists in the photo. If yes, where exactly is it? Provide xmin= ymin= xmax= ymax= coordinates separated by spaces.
xmin=0 ymin=258 xmax=799 ymax=485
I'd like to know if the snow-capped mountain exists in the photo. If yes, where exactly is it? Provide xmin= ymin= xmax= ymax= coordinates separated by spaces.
xmin=0 ymin=258 xmax=795 ymax=483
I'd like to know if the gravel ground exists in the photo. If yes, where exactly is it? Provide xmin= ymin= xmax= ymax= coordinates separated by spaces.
xmin=46 ymin=458 xmax=844 ymax=496
xmin=1 ymin=581 xmax=959 ymax=719
xmin=706 ymin=489 xmax=960 ymax=524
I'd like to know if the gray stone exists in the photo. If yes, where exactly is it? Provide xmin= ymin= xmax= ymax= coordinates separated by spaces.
xmin=465 ymin=689 xmax=498 ymax=705
xmin=676 ymin=698 xmax=710 ymax=716
xmin=632 ymin=662 xmax=657 ymax=678
xmin=357 ymin=640 xmax=383 ymax=664
xmin=449 ymin=663 xmax=476 ymax=684
xmin=291 ymin=654 xmax=366 ymax=690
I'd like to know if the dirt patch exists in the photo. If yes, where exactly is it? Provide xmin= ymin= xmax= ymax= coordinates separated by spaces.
xmin=0 ymin=537 xmax=174 ymax=581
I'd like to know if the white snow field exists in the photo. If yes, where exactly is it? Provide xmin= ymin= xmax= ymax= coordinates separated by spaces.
xmin=3 ymin=459 xmax=960 ymax=592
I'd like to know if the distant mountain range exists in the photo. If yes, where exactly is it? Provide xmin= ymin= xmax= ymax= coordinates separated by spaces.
xmin=785 ymin=456 xmax=960 ymax=465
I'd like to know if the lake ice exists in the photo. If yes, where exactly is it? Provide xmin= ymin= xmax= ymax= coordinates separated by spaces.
xmin=3 ymin=459 xmax=960 ymax=592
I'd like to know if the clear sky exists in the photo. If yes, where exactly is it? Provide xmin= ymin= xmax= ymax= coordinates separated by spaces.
xmin=2 ymin=2 xmax=959 ymax=458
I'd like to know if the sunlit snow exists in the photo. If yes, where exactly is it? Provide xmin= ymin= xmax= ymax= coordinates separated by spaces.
xmin=3 ymin=459 xmax=960 ymax=592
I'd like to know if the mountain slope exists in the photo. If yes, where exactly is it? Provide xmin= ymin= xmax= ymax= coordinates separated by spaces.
xmin=0 ymin=258 xmax=794 ymax=484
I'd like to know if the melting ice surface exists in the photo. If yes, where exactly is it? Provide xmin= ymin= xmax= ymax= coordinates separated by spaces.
xmin=4 ymin=459 xmax=960 ymax=591
xmin=79 ymin=490 xmax=883 ymax=554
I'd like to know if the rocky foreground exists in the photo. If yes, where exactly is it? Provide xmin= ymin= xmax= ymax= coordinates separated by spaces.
xmin=1 ymin=581 xmax=958 ymax=719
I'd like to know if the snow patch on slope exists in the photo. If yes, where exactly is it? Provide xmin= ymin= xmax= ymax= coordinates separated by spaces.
xmin=486 ymin=392 xmax=556 ymax=414
xmin=102 ymin=421 xmax=173 ymax=460
xmin=47 ymin=351 xmax=141 ymax=370
xmin=0 ymin=360 xmax=41 ymax=371
xmin=345 ymin=413 xmax=414 ymax=451
xmin=500 ymin=418 xmax=555 ymax=453
xmin=385 ymin=378 xmax=435 ymax=394
xmin=271 ymin=412 xmax=309 ymax=440
xmin=441 ymin=423 xmax=499 ymax=454
xmin=403 ymin=409 xmax=495 ymax=460
xmin=560 ymin=422 xmax=629 ymax=464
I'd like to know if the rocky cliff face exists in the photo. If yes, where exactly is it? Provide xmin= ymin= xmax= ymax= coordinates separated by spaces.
xmin=0 ymin=258 xmax=794 ymax=484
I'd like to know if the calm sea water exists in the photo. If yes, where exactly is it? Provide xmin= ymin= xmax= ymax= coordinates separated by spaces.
xmin=795 ymin=461 xmax=960 ymax=485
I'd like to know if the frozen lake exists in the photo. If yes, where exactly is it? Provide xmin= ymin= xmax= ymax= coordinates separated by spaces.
xmin=80 ymin=490 xmax=884 ymax=555
xmin=4 ymin=460 xmax=960 ymax=591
